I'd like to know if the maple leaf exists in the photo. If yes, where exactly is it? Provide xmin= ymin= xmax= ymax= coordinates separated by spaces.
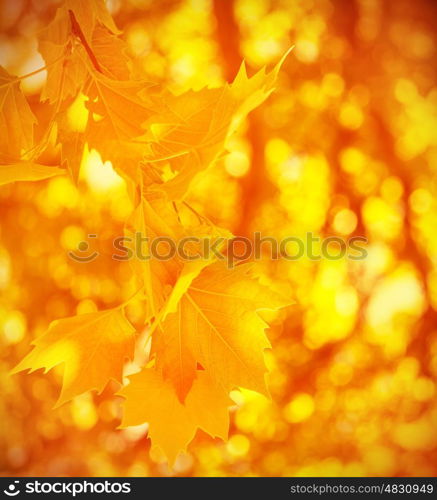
xmin=126 ymin=190 xmax=232 ymax=323
xmin=38 ymin=6 xmax=89 ymax=104
xmin=91 ymin=24 xmax=131 ymax=80
xmin=39 ymin=1 xmax=129 ymax=104
xmin=37 ymin=0 xmax=133 ymax=177
xmin=12 ymin=308 xmax=136 ymax=406
xmin=85 ymin=71 xmax=153 ymax=161
xmin=65 ymin=0 xmax=121 ymax=46
xmin=152 ymin=262 xmax=288 ymax=402
xmin=0 ymin=67 xmax=37 ymax=162
xmin=0 ymin=163 xmax=64 ymax=186
xmin=39 ymin=1 xmax=135 ymax=179
xmin=119 ymin=368 xmax=231 ymax=464
xmin=125 ymin=192 xmax=185 ymax=320
xmin=56 ymin=107 xmax=87 ymax=182
xmin=142 ymin=50 xmax=290 ymax=200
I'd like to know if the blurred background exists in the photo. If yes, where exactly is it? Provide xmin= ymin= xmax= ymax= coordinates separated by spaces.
xmin=1 ymin=0 xmax=436 ymax=477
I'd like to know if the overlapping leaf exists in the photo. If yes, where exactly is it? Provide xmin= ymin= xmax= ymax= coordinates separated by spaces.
xmin=38 ymin=6 xmax=88 ymax=104
xmin=38 ymin=0 xmax=137 ymax=179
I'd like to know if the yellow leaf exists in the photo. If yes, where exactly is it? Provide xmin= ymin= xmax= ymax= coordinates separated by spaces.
xmin=8 ymin=1 xmax=292 ymax=462
xmin=55 ymin=99 xmax=88 ymax=182
xmin=62 ymin=132 xmax=85 ymax=182
xmin=0 ymin=67 xmax=37 ymax=162
xmin=38 ymin=6 xmax=88 ymax=104
xmin=85 ymin=72 xmax=153 ymax=162
xmin=153 ymin=262 xmax=288 ymax=401
xmin=126 ymin=191 xmax=232 ymax=324
xmin=39 ymin=1 xmax=127 ymax=103
xmin=229 ymin=47 xmax=292 ymax=133
xmin=143 ymin=51 xmax=290 ymax=200
xmin=65 ymin=0 xmax=121 ymax=45
xmin=119 ymin=368 xmax=231 ymax=464
xmin=12 ymin=308 xmax=136 ymax=406
xmin=91 ymin=24 xmax=131 ymax=80
xmin=125 ymin=192 xmax=185 ymax=321
xmin=0 ymin=163 xmax=64 ymax=186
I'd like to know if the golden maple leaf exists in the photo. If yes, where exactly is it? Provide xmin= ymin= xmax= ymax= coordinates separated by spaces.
xmin=153 ymin=262 xmax=289 ymax=402
xmin=91 ymin=24 xmax=131 ymax=80
xmin=119 ymin=368 xmax=231 ymax=464
xmin=8 ymin=0 xmax=292 ymax=465
xmin=12 ymin=308 xmax=136 ymax=406
xmin=38 ymin=6 xmax=88 ymax=104
xmin=142 ymin=50 xmax=291 ymax=200
xmin=38 ymin=0 xmax=135 ymax=179
xmin=126 ymin=190 xmax=232 ymax=321
xmin=65 ymin=0 xmax=121 ymax=45
xmin=0 ymin=162 xmax=64 ymax=186
xmin=0 ymin=67 xmax=37 ymax=162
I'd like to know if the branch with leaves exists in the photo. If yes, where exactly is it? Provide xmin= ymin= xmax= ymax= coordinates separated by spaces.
xmin=5 ymin=0 xmax=291 ymax=464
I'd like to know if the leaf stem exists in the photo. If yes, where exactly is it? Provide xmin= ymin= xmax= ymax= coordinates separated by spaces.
xmin=0 ymin=53 xmax=64 ymax=90
xmin=15 ymin=65 xmax=49 ymax=81
xmin=68 ymin=9 xmax=103 ymax=73
xmin=119 ymin=287 xmax=145 ymax=310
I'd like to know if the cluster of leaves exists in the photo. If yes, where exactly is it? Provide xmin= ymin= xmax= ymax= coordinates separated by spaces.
xmin=5 ymin=0 xmax=289 ymax=463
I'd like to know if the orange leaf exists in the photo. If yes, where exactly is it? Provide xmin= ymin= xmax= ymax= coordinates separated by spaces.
xmin=0 ymin=163 xmax=64 ymax=186
xmin=119 ymin=367 xmax=231 ymax=464
xmin=143 ymin=51 xmax=290 ymax=200
xmin=12 ymin=308 xmax=136 ymax=406
xmin=153 ymin=262 xmax=289 ymax=401
xmin=0 ymin=67 xmax=37 ymax=162
xmin=126 ymin=191 xmax=232 ymax=323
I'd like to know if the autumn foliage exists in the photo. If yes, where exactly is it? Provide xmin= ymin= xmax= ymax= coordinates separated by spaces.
xmin=1 ymin=0 xmax=436 ymax=478
xmin=3 ymin=0 xmax=290 ymax=464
